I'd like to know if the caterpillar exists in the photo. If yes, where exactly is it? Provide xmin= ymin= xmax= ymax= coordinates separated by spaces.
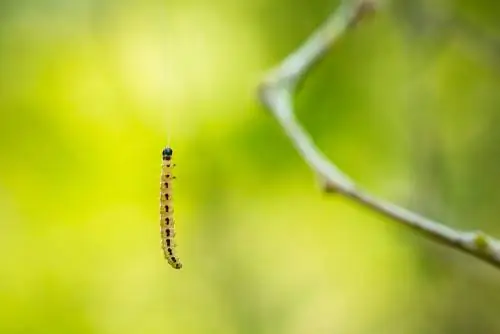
xmin=160 ymin=146 xmax=182 ymax=269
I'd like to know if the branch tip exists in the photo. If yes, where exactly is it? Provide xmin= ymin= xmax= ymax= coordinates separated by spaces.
xmin=473 ymin=231 xmax=490 ymax=252
xmin=350 ymin=0 xmax=378 ymax=28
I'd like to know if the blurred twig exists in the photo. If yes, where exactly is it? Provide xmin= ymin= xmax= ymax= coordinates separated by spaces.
xmin=257 ymin=0 xmax=500 ymax=270
xmin=394 ymin=0 xmax=500 ymax=70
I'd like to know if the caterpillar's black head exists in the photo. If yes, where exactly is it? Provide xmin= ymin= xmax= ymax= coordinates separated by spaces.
xmin=162 ymin=147 xmax=173 ymax=160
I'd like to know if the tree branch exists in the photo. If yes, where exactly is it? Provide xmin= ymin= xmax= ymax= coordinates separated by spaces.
xmin=257 ymin=0 xmax=500 ymax=270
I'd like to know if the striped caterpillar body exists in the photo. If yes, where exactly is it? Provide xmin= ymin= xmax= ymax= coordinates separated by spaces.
xmin=160 ymin=147 xmax=182 ymax=269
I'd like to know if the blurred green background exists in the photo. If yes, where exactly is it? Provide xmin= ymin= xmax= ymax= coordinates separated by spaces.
xmin=1 ymin=0 xmax=500 ymax=333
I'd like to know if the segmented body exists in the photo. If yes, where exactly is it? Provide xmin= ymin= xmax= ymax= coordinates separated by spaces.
xmin=160 ymin=147 xmax=182 ymax=269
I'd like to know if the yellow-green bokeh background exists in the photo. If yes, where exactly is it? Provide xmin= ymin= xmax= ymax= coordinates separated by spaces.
xmin=1 ymin=1 xmax=500 ymax=333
